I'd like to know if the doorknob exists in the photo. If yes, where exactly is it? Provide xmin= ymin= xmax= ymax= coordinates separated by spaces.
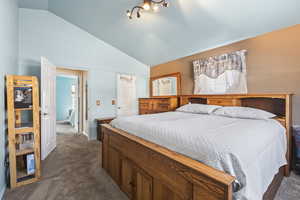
xmin=117 ymin=107 xmax=121 ymax=109
xmin=42 ymin=112 xmax=49 ymax=116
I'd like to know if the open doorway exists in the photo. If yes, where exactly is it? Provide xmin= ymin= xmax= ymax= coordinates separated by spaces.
xmin=56 ymin=67 xmax=88 ymax=137
xmin=56 ymin=75 xmax=78 ymax=135
xmin=41 ymin=57 xmax=89 ymax=160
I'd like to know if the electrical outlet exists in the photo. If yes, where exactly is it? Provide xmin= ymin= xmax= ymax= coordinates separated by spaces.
xmin=96 ymin=100 xmax=101 ymax=106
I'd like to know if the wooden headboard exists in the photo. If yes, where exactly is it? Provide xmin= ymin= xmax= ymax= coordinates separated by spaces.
xmin=180 ymin=94 xmax=293 ymax=176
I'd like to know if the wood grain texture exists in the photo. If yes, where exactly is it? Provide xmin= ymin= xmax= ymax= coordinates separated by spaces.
xmin=108 ymin=147 xmax=121 ymax=184
xmin=121 ymin=159 xmax=134 ymax=199
xmin=136 ymin=168 xmax=153 ymax=200
xmin=102 ymin=124 xmax=234 ymax=200
xmin=139 ymin=97 xmax=179 ymax=115
xmin=32 ymin=76 xmax=41 ymax=179
xmin=6 ymin=75 xmax=17 ymax=188
xmin=95 ymin=117 xmax=115 ymax=140
xmin=153 ymin=179 xmax=184 ymax=200
xmin=6 ymin=75 xmax=41 ymax=188
xmin=108 ymin=131 xmax=193 ymax=199
xmin=150 ymin=72 xmax=181 ymax=97
xmin=285 ymin=94 xmax=292 ymax=176
xmin=207 ymin=98 xmax=241 ymax=106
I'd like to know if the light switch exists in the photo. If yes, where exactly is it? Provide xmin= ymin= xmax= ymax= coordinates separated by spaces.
xmin=96 ymin=100 xmax=101 ymax=106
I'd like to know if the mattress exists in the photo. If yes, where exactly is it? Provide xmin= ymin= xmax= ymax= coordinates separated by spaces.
xmin=111 ymin=111 xmax=287 ymax=200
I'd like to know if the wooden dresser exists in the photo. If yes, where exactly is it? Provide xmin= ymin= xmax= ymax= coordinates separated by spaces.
xmin=139 ymin=97 xmax=178 ymax=115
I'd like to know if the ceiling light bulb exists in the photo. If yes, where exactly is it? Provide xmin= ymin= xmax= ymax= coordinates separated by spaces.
xmin=126 ymin=10 xmax=131 ymax=17
xmin=153 ymin=5 xmax=159 ymax=12
xmin=163 ymin=2 xmax=169 ymax=7
xmin=143 ymin=3 xmax=150 ymax=10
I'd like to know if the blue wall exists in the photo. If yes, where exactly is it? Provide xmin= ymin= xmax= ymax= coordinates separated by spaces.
xmin=18 ymin=8 xmax=149 ymax=140
xmin=0 ymin=0 xmax=19 ymax=197
xmin=56 ymin=76 xmax=77 ymax=121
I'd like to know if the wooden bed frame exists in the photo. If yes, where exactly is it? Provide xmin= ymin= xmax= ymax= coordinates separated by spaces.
xmin=102 ymin=94 xmax=292 ymax=200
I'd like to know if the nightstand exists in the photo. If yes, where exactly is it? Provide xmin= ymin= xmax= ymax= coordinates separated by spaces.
xmin=95 ymin=117 xmax=115 ymax=141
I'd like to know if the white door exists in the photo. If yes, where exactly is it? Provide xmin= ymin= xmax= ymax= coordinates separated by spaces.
xmin=41 ymin=57 xmax=56 ymax=160
xmin=117 ymin=74 xmax=137 ymax=116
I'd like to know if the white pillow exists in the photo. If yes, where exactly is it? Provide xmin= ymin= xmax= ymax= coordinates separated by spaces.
xmin=213 ymin=106 xmax=276 ymax=120
xmin=176 ymin=103 xmax=222 ymax=114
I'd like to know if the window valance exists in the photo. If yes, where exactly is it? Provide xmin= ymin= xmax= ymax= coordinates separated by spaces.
xmin=193 ymin=50 xmax=247 ymax=79
xmin=193 ymin=50 xmax=247 ymax=94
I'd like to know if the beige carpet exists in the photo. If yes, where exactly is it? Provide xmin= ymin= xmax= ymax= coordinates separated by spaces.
xmin=4 ymin=134 xmax=300 ymax=200
xmin=274 ymin=171 xmax=300 ymax=200
xmin=4 ymin=134 xmax=128 ymax=200
xmin=56 ymin=121 xmax=78 ymax=135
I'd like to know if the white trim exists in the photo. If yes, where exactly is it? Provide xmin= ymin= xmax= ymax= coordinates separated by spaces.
xmin=82 ymin=131 xmax=88 ymax=138
xmin=116 ymin=73 xmax=137 ymax=116
xmin=56 ymin=67 xmax=89 ymax=139
xmin=0 ymin=185 xmax=5 ymax=200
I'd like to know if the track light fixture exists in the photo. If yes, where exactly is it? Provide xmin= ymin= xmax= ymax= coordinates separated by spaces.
xmin=126 ymin=0 xmax=169 ymax=19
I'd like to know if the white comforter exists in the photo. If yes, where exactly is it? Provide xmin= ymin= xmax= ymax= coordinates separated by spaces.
xmin=111 ymin=112 xmax=287 ymax=200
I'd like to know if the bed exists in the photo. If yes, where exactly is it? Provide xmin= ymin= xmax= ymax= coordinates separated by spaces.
xmin=101 ymin=94 xmax=292 ymax=200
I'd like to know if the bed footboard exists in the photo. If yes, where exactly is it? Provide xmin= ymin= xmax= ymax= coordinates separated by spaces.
xmin=102 ymin=124 xmax=235 ymax=200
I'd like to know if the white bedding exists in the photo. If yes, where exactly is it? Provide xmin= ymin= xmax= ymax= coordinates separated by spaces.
xmin=111 ymin=112 xmax=287 ymax=200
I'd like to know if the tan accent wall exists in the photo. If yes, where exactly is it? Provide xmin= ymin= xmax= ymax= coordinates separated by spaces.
xmin=151 ymin=25 xmax=300 ymax=124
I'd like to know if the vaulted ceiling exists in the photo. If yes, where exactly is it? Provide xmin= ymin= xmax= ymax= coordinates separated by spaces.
xmin=19 ymin=0 xmax=48 ymax=10
xmin=19 ymin=0 xmax=300 ymax=66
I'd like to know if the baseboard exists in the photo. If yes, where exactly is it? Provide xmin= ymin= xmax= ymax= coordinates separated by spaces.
xmin=81 ymin=131 xmax=89 ymax=139
xmin=0 ymin=185 xmax=6 ymax=200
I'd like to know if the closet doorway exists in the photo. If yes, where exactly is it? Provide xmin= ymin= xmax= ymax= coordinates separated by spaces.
xmin=116 ymin=74 xmax=137 ymax=116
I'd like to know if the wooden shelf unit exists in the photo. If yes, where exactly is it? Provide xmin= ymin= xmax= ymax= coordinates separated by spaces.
xmin=6 ymin=75 xmax=41 ymax=188
xmin=16 ymin=148 xmax=35 ymax=156
xmin=15 ymin=108 xmax=33 ymax=111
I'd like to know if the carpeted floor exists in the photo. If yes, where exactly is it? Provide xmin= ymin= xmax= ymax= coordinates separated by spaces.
xmin=4 ymin=134 xmax=300 ymax=200
xmin=56 ymin=121 xmax=78 ymax=135
xmin=274 ymin=172 xmax=300 ymax=200
xmin=4 ymin=134 xmax=128 ymax=200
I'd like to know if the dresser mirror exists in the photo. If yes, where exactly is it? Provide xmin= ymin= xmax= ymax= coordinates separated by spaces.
xmin=150 ymin=72 xmax=181 ymax=97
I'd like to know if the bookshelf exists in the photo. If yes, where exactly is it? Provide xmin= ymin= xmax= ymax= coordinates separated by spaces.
xmin=6 ymin=75 xmax=41 ymax=188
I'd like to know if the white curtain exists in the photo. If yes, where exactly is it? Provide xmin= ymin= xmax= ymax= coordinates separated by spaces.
xmin=193 ymin=50 xmax=247 ymax=94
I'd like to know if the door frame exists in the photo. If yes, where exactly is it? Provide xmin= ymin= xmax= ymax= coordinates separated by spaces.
xmin=56 ymin=67 xmax=89 ymax=138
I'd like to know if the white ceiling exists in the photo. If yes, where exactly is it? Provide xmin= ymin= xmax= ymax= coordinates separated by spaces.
xmin=19 ymin=0 xmax=300 ymax=66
